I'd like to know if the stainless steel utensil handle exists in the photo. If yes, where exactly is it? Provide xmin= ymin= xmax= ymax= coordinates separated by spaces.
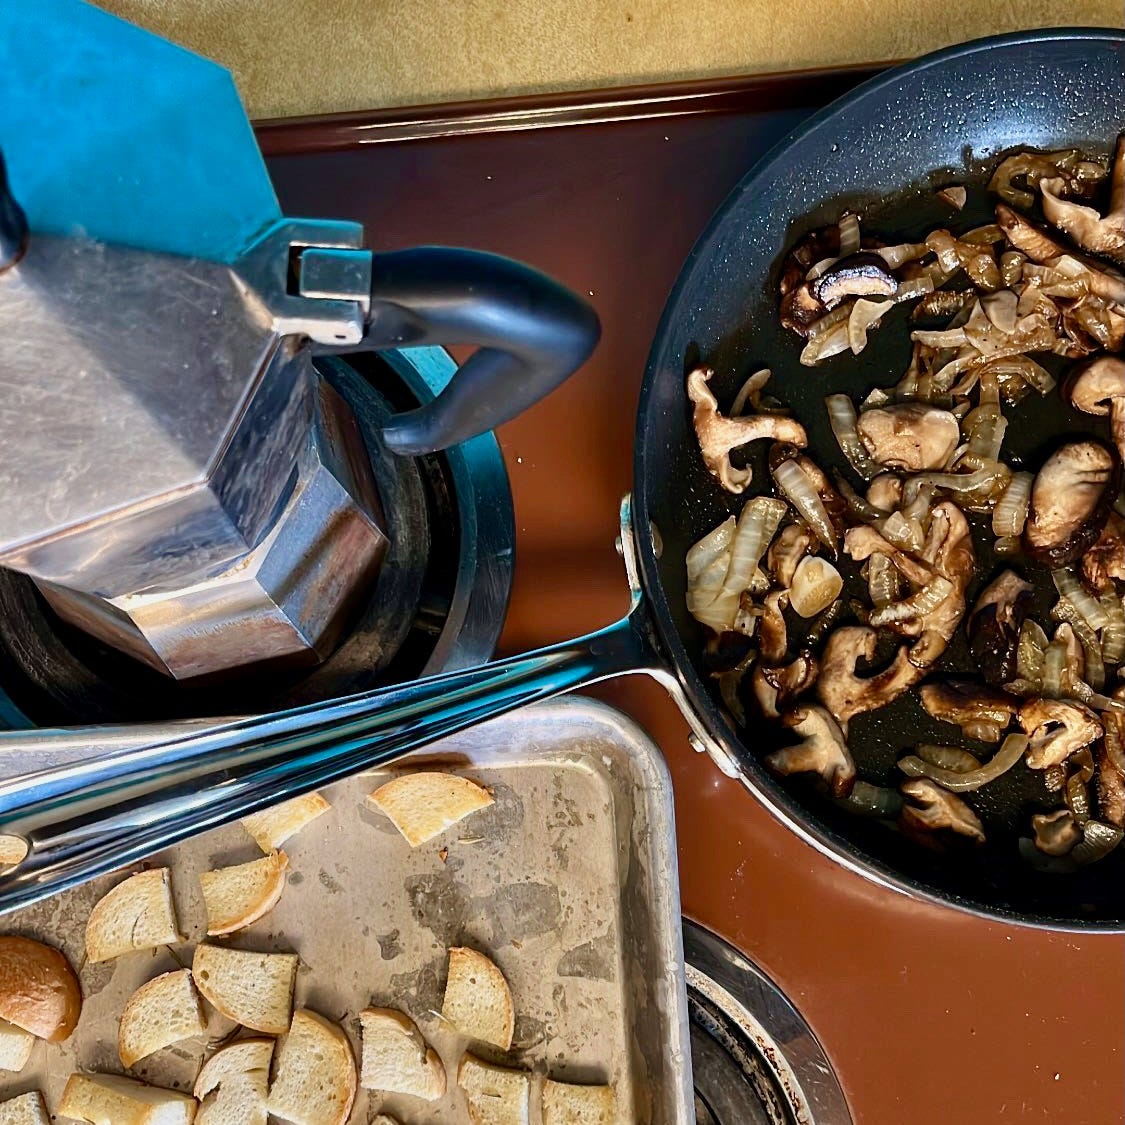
xmin=0 ymin=612 xmax=658 ymax=915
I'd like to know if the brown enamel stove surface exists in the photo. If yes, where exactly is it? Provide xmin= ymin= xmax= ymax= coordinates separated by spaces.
xmin=263 ymin=70 xmax=1124 ymax=1124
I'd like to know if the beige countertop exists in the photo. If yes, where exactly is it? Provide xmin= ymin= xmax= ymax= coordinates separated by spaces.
xmin=98 ymin=0 xmax=1122 ymax=119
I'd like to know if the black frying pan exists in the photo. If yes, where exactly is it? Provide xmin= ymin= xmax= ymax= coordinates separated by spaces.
xmin=636 ymin=27 xmax=1125 ymax=928
xmin=0 ymin=28 xmax=1122 ymax=928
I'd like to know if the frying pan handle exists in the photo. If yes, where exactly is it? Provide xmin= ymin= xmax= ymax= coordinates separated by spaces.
xmin=346 ymin=247 xmax=600 ymax=455
xmin=0 ymin=610 xmax=659 ymax=915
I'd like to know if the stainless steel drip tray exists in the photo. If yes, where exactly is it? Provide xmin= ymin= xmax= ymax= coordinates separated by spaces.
xmin=684 ymin=921 xmax=852 ymax=1125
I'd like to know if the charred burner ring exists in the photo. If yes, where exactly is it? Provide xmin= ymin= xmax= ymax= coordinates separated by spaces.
xmin=0 ymin=350 xmax=504 ymax=725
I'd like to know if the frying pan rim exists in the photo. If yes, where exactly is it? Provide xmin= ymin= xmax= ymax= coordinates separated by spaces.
xmin=633 ymin=26 xmax=1125 ymax=932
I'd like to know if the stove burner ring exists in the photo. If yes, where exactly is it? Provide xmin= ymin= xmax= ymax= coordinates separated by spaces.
xmin=684 ymin=921 xmax=852 ymax=1125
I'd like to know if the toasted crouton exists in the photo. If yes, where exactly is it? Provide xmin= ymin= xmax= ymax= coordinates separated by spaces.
xmin=58 ymin=1072 xmax=197 ymax=1124
xmin=0 ymin=1090 xmax=49 ymax=1125
xmin=85 ymin=869 xmax=181 ymax=963
xmin=240 ymin=793 xmax=330 ymax=853
xmin=358 ymin=1007 xmax=445 ymax=1100
xmin=267 ymin=1008 xmax=357 ymax=1125
xmin=542 ymin=1079 xmax=618 ymax=1124
xmin=192 ymin=945 xmax=296 ymax=1036
xmin=457 ymin=1054 xmax=529 ymax=1125
xmin=118 ymin=969 xmax=206 ymax=1067
xmin=441 ymin=947 xmax=514 ymax=1050
xmin=194 ymin=1037 xmax=273 ymax=1125
xmin=368 ymin=773 xmax=493 ymax=846
xmin=0 ymin=1019 xmax=34 ymax=1072
xmin=199 ymin=851 xmax=288 ymax=935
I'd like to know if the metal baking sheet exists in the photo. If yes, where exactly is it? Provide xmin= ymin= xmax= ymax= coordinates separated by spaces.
xmin=0 ymin=697 xmax=693 ymax=1123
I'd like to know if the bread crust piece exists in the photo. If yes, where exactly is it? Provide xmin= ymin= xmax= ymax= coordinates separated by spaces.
xmin=58 ymin=1073 xmax=197 ymax=1125
xmin=0 ymin=935 xmax=82 ymax=1042
xmin=200 ymin=851 xmax=288 ymax=935
xmin=441 ymin=947 xmax=514 ymax=1050
xmin=240 ymin=793 xmax=330 ymax=852
xmin=118 ymin=969 xmax=206 ymax=1067
xmin=0 ymin=1019 xmax=35 ymax=1072
xmin=192 ymin=945 xmax=297 ymax=1036
xmin=368 ymin=773 xmax=493 ymax=846
xmin=542 ymin=1078 xmax=618 ymax=1125
xmin=457 ymin=1054 xmax=530 ymax=1125
xmin=267 ymin=1008 xmax=357 ymax=1125
xmin=85 ymin=869 xmax=181 ymax=963
xmin=0 ymin=1090 xmax=49 ymax=1125
xmin=194 ymin=1037 xmax=273 ymax=1125
xmin=358 ymin=1007 xmax=445 ymax=1099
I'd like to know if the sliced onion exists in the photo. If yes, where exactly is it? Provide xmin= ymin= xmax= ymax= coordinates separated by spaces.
xmin=848 ymin=298 xmax=893 ymax=354
xmin=721 ymin=497 xmax=788 ymax=601
xmin=867 ymin=552 xmax=903 ymax=609
xmin=715 ymin=652 xmax=756 ymax=726
xmin=806 ymin=303 xmax=851 ymax=337
xmin=897 ymin=733 xmax=1028 ymax=792
xmin=869 ymin=575 xmax=954 ymax=627
xmin=773 ymin=459 xmax=835 ymax=552
xmin=1020 ymin=821 xmax=1124 ymax=872
xmin=937 ymin=186 xmax=967 ymax=210
xmin=991 ymin=471 xmax=1032 ymax=537
xmin=899 ymin=482 xmax=935 ymax=524
xmin=806 ymin=599 xmax=846 ymax=651
xmin=838 ymin=212 xmax=861 ymax=257
xmin=837 ymin=781 xmax=904 ymax=818
xmin=835 ymin=471 xmax=886 ymax=523
xmin=1068 ymin=682 xmax=1125 ymax=713
xmin=789 ymin=556 xmax=844 ymax=617
xmin=1053 ymin=597 xmax=1106 ymax=692
xmin=905 ymin=464 xmax=1011 ymax=508
xmin=893 ymin=276 xmax=935 ymax=302
xmin=915 ymin=744 xmax=983 ymax=773
xmin=1042 ymin=635 xmax=1068 ymax=698
xmin=1017 ymin=616 xmax=1048 ymax=684
xmin=1052 ymin=570 xmax=1110 ymax=631
xmin=1100 ymin=591 xmax=1125 ymax=665
xmin=729 ymin=368 xmax=772 ymax=417
xmin=686 ymin=554 xmax=739 ymax=631
xmin=964 ymin=402 xmax=1008 ymax=462
xmin=982 ymin=289 xmax=1019 ymax=334
xmin=800 ymin=319 xmax=851 ymax=365
xmin=825 ymin=394 xmax=877 ymax=479
xmin=806 ymin=255 xmax=840 ymax=281
xmin=687 ymin=498 xmax=786 ymax=631
xmin=686 ymin=516 xmax=736 ymax=580
xmin=876 ymin=243 xmax=930 ymax=270
xmin=966 ymin=252 xmax=1002 ymax=292
xmin=911 ymin=327 xmax=969 ymax=347
xmin=880 ymin=511 xmax=924 ymax=553
xmin=980 ymin=354 xmax=1055 ymax=397
xmin=925 ymin=229 xmax=965 ymax=275
xmin=960 ymin=223 xmax=1004 ymax=245
xmin=1069 ymin=820 xmax=1124 ymax=865
xmin=999 ymin=250 xmax=1025 ymax=287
